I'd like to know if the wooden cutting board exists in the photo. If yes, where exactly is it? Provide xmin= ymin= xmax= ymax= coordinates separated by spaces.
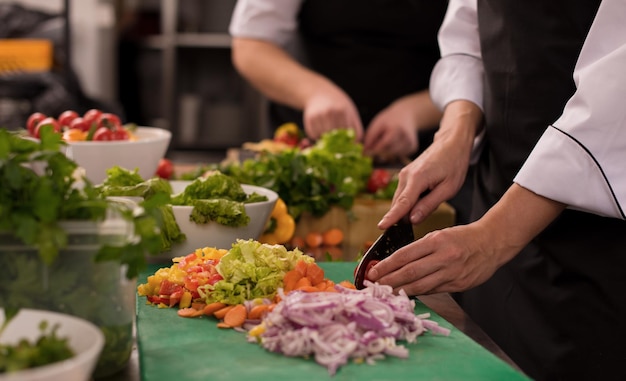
xmin=294 ymin=199 xmax=456 ymax=260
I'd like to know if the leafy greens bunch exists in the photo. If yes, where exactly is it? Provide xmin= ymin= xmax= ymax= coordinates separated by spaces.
xmin=187 ymin=129 xmax=373 ymax=220
xmin=0 ymin=127 xmax=168 ymax=279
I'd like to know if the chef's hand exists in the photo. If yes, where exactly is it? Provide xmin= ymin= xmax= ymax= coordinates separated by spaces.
xmin=303 ymin=85 xmax=364 ymax=142
xmin=363 ymin=99 xmax=419 ymax=162
xmin=368 ymin=184 xmax=566 ymax=295
xmin=367 ymin=223 xmax=500 ymax=295
xmin=378 ymin=100 xmax=483 ymax=228
xmin=364 ymin=91 xmax=442 ymax=162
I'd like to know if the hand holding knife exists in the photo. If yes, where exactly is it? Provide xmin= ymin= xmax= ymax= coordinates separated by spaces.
xmin=353 ymin=218 xmax=414 ymax=289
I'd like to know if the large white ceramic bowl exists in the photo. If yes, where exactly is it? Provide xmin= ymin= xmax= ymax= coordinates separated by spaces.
xmin=0 ymin=309 xmax=105 ymax=381
xmin=166 ymin=180 xmax=278 ymax=256
xmin=65 ymin=126 xmax=171 ymax=184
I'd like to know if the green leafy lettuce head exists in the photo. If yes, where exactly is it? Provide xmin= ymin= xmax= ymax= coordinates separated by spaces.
xmin=0 ymin=127 xmax=168 ymax=279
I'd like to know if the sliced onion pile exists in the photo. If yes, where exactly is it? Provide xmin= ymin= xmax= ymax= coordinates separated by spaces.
xmin=248 ymin=280 xmax=451 ymax=375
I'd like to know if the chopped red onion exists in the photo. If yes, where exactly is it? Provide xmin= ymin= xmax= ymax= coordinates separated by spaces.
xmin=248 ymin=280 xmax=450 ymax=376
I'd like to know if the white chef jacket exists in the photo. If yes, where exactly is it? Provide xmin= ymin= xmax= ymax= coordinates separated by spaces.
xmin=430 ymin=0 xmax=626 ymax=219
xmin=229 ymin=0 xmax=302 ymax=46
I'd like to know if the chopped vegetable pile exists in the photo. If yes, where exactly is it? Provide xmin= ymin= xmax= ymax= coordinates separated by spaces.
xmin=248 ymin=281 xmax=451 ymax=376
xmin=182 ymin=129 xmax=373 ymax=219
xmin=138 ymin=239 xmax=452 ymax=376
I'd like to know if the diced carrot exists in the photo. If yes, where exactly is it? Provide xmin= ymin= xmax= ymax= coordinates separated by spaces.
xmin=314 ymin=279 xmax=330 ymax=291
xmin=191 ymin=302 xmax=207 ymax=311
xmin=298 ymin=286 xmax=321 ymax=293
xmin=338 ymin=280 xmax=357 ymax=290
xmin=203 ymin=302 xmax=227 ymax=316
xmin=248 ymin=304 xmax=271 ymax=320
xmin=223 ymin=304 xmax=247 ymax=327
xmin=294 ymin=276 xmax=312 ymax=289
xmin=294 ymin=260 xmax=308 ymax=277
xmin=177 ymin=307 xmax=204 ymax=318
xmin=216 ymin=322 xmax=232 ymax=329
xmin=305 ymin=262 xmax=325 ymax=286
xmin=213 ymin=305 xmax=235 ymax=320
xmin=283 ymin=269 xmax=303 ymax=292
xmin=322 ymin=228 xmax=344 ymax=246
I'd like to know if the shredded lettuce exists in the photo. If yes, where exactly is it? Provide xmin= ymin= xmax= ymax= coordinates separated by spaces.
xmin=200 ymin=239 xmax=314 ymax=305
xmin=190 ymin=199 xmax=249 ymax=227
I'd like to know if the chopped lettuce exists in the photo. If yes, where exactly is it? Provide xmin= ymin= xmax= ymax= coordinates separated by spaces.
xmin=190 ymin=199 xmax=249 ymax=227
xmin=201 ymin=239 xmax=314 ymax=305
xmin=94 ymin=167 xmax=269 ymax=251
xmin=96 ymin=167 xmax=173 ymax=199
xmin=170 ymin=172 xmax=247 ymax=205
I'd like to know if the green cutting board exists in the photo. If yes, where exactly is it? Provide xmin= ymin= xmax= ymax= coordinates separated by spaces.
xmin=136 ymin=263 xmax=530 ymax=381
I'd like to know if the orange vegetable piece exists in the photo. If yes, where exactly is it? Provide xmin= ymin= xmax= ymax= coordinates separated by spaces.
xmin=283 ymin=269 xmax=303 ymax=292
xmin=298 ymin=286 xmax=321 ymax=293
xmin=223 ymin=304 xmax=247 ymax=328
xmin=314 ymin=279 xmax=331 ymax=291
xmin=203 ymin=302 xmax=227 ymax=316
xmin=191 ymin=302 xmax=207 ymax=310
xmin=248 ymin=304 xmax=271 ymax=320
xmin=305 ymin=232 xmax=324 ymax=248
xmin=289 ymin=236 xmax=306 ymax=249
xmin=216 ymin=322 xmax=232 ymax=329
xmin=177 ymin=307 xmax=204 ymax=318
xmin=305 ymin=262 xmax=325 ymax=286
xmin=339 ymin=280 xmax=357 ymax=290
xmin=294 ymin=260 xmax=308 ymax=277
xmin=322 ymin=228 xmax=344 ymax=246
xmin=294 ymin=276 xmax=312 ymax=290
xmin=213 ymin=305 xmax=235 ymax=320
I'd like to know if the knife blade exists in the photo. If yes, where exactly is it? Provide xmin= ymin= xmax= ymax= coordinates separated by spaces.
xmin=353 ymin=218 xmax=414 ymax=289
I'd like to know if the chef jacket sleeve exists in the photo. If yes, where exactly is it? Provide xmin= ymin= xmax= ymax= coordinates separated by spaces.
xmin=429 ymin=0 xmax=483 ymax=112
xmin=429 ymin=0 xmax=485 ymax=164
xmin=229 ymin=0 xmax=301 ymax=47
xmin=514 ymin=0 xmax=626 ymax=220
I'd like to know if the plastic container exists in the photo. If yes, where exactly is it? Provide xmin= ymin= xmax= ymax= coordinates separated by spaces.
xmin=0 ymin=217 xmax=136 ymax=379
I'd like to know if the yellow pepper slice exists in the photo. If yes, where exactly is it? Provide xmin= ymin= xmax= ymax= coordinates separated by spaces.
xmin=259 ymin=198 xmax=295 ymax=245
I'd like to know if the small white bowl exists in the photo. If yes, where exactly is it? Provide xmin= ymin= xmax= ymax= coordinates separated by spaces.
xmin=65 ymin=126 xmax=171 ymax=184
xmin=166 ymin=180 xmax=278 ymax=256
xmin=0 ymin=309 xmax=105 ymax=381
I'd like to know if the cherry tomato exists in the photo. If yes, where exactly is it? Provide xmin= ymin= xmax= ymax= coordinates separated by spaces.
xmin=57 ymin=110 xmax=79 ymax=127
xmin=69 ymin=117 xmax=89 ymax=132
xmin=26 ymin=112 xmax=47 ymax=136
xmin=366 ymin=169 xmax=392 ymax=193
xmin=98 ymin=113 xmax=122 ymax=130
xmin=111 ymin=128 xmax=130 ymax=141
xmin=83 ymin=109 xmax=102 ymax=130
xmin=34 ymin=117 xmax=61 ymax=138
xmin=155 ymin=158 xmax=174 ymax=179
xmin=275 ymin=134 xmax=299 ymax=147
xmin=93 ymin=127 xmax=113 ymax=141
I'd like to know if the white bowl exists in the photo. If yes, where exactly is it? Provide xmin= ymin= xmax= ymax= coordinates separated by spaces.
xmin=0 ymin=309 xmax=105 ymax=381
xmin=64 ymin=126 xmax=171 ymax=184
xmin=167 ymin=180 xmax=278 ymax=256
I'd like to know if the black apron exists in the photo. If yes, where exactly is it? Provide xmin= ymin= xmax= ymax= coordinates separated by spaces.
xmin=269 ymin=0 xmax=447 ymax=132
xmin=457 ymin=1 xmax=626 ymax=380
